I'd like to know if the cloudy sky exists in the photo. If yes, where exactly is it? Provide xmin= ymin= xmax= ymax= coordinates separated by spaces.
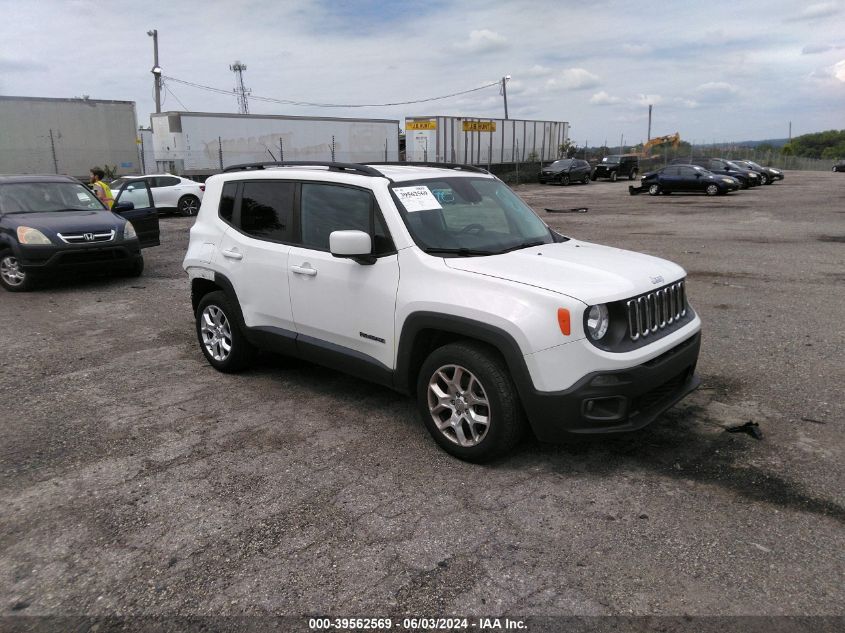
xmin=1 ymin=0 xmax=843 ymax=147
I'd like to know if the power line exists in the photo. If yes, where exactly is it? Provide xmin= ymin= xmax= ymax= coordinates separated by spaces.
xmin=160 ymin=75 xmax=501 ymax=108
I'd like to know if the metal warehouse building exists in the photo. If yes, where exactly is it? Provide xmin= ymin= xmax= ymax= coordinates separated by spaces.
xmin=405 ymin=116 xmax=569 ymax=165
xmin=0 ymin=95 xmax=141 ymax=179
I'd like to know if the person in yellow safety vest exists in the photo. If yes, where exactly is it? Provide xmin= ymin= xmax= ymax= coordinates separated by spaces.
xmin=89 ymin=167 xmax=114 ymax=209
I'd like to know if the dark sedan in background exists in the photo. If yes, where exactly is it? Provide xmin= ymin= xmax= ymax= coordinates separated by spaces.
xmin=538 ymin=158 xmax=593 ymax=185
xmin=641 ymin=164 xmax=740 ymax=196
xmin=0 ymin=175 xmax=159 ymax=291
xmin=733 ymin=159 xmax=784 ymax=183
xmin=671 ymin=157 xmax=760 ymax=189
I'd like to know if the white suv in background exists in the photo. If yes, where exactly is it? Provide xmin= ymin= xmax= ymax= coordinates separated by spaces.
xmin=183 ymin=161 xmax=702 ymax=461
xmin=111 ymin=174 xmax=204 ymax=216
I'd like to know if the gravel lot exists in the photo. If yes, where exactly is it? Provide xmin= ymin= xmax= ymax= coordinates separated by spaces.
xmin=1 ymin=170 xmax=843 ymax=622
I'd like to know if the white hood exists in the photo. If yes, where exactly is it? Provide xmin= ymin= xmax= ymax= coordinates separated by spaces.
xmin=443 ymin=239 xmax=686 ymax=305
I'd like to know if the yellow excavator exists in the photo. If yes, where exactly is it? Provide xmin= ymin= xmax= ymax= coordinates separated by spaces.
xmin=641 ymin=133 xmax=681 ymax=156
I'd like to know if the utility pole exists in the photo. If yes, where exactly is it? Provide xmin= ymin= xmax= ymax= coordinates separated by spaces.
xmin=147 ymin=29 xmax=162 ymax=114
xmin=788 ymin=121 xmax=792 ymax=143
xmin=647 ymin=104 xmax=653 ymax=141
xmin=501 ymin=75 xmax=511 ymax=120
xmin=230 ymin=61 xmax=251 ymax=114
xmin=48 ymin=129 xmax=58 ymax=174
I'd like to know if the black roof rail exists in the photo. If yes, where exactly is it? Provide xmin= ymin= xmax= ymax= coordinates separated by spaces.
xmin=367 ymin=161 xmax=490 ymax=174
xmin=222 ymin=161 xmax=386 ymax=178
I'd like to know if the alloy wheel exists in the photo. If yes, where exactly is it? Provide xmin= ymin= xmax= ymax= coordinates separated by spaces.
xmin=427 ymin=364 xmax=491 ymax=447
xmin=0 ymin=255 xmax=25 ymax=287
xmin=200 ymin=305 xmax=233 ymax=361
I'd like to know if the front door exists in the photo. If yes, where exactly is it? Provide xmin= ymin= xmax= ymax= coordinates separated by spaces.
xmin=288 ymin=182 xmax=399 ymax=371
xmin=113 ymin=179 xmax=160 ymax=247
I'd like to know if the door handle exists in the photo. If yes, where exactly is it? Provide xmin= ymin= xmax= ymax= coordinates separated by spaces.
xmin=221 ymin=249 xmax=243 ymax=260
xmin=291 ymin=264 xmax=317 ymax=277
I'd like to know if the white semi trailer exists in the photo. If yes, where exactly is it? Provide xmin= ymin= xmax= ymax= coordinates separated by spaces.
xmin=151 ymin=111 xmax=400 ymax=176
xmin=0 ymin=96 xmax=141 ymax=179
xmin=405 ymin=116 xmax=569 ymax=165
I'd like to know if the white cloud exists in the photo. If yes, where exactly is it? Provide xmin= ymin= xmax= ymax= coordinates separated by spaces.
xmin=834 ymin=59 xmax=845 ymax=81
xmin=631 ymin=93 xmax=663 ymax=107
xmin=456 ymin=29 xmax=508 ymax=53
xmin=693 ymin=82 xmax=740 ymax=100
xmin=524 ymin=64 xmax=553 ymax=77
xmin=589 ymin=91 xmax=621 ymax=105
xmin=623 ymin=43 xmax=653 ymax=55
xmin=674 ymin=97 xmax=700 ymax=109
xmin=797 ymin=1 xmax=840 ymax=20
xmin=545 ymin=68 xmax=601 ymax=91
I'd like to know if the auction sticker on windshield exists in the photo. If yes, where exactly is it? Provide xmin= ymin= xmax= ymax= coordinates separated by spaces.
xmin=393 ymin=186 xmax=443 ymax=212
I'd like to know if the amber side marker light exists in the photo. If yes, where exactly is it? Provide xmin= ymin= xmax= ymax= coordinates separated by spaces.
xmin=557 ymin=308 xmax=571 ymax=336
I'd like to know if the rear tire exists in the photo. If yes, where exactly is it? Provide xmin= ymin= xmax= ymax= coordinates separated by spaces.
xmin=417 ymin=342 xmax=525 ymax=462
xmin=0 ymin=250 xmax=32 ymax=292
xmin=582 ymin=174 xmax=590 ymax=184
xmin=178 ymin=195 xmax=201 ymax=217
xmin=195 ymin=291 xmax=256 ymax=372
xmin=629 ymin=170 xmax=638 ymax=180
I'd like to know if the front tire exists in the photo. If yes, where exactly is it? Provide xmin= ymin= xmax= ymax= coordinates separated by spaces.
xmin=417 ymin=342 xmax=525 ymax=462
xmin=705 ymin=183 xmax=719 ymax=196
xmin=610 ymin=171 xmax=618 ymax=182
xmin=560 ymin=174 xmax=570 ymax=186
xmin=0 ymin=250 xmax=32 ymax=292
xmin=123 ymin=256 xmax=144 ymax=278
xmin=647 ymin=183 xmax=661 ymax=196
xmin=178 ymin=195 xmax=201 ymax=217
xmin=195 ymin=291 xmax=256 ymax=372
xmin=582 ymin=174 xmax=590 ymax=184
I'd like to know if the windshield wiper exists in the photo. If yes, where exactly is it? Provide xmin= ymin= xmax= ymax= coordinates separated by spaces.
xmin=422 ymin=247 xmax=496 ymax=257
xmin=500 ymin=240 xmax=549 ymax=253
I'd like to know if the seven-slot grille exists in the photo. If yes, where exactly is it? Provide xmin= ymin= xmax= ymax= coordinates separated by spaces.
xmin=57 ymin=230 xmax=115 ymax=244
xmin=625 ymin=280 xmax=686 ymax=341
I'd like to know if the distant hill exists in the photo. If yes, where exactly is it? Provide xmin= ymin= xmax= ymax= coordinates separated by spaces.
xmin=731 ymin=138 xmax=789 ymax=148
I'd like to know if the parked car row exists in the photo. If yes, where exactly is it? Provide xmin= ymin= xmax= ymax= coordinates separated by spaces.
xmin=540 ymin=154 xmax=785 ymax=193
xmin=639 ymin=156 xmax=784 ymax=197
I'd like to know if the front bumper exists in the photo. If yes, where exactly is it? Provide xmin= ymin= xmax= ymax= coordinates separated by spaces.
xmin=16 ymin=242 xmax=142 ymax=274
xmin=521 ymin=332 xmax=701 ymax=441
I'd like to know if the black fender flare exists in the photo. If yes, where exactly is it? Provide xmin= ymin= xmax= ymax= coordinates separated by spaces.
xmin=394 ymin=312 xmax=535 ymax=400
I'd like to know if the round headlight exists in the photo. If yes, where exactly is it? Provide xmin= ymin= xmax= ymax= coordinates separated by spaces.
xmin=586 ymin=304 xmax=609 ymax=340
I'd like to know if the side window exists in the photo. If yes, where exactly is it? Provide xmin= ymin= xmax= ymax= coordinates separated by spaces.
xmin=300 ymin=183 xmax=392 ymax=254
xmin=115 ymin=181 xmax=153 ymax=208
xmin=219 ymin=182 xmax=237 ymax=224
xmin=159 ymin=176 xmax=181 ymax=187
xmin=239 ymin=181 xmax=294 ymax=242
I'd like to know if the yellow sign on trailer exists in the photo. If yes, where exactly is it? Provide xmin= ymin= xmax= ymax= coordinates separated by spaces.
xmin=462 ymin=121 xmax=497 ymax=132
xmin=406 ymin=120 xmax=437 ymax=130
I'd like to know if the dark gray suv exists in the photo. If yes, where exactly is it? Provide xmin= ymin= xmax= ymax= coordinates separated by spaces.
xmin=538 ymin=159 xmax=593 ymax=185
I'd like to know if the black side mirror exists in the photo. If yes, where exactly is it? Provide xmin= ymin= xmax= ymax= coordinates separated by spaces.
xmin=113 ymin=200 xmax=135 ymax=212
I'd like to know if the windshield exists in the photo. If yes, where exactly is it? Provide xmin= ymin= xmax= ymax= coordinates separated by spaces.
xmin=746 ymin=161 xmax=764 ymax=169
xmin=549 ymin=160 xmax=573 ymax=169
xmin=391 ymin=177 xmax=553 ymax=255
xmin=0 ymin=182 xmax=105 ymax=214
xmin=602 ymin=156 xmax=620 ymax=164
xmin=726 ymin=161 xmax=746 ymax=170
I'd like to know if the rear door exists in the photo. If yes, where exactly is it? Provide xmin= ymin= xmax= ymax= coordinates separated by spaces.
xmin=113 ymin=179 xmax=160 ymax=248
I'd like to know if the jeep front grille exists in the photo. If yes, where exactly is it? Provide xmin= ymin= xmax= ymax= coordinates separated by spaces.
xmin=625 ymin=281 xmax=686 ymax=341
xmin=57 ymin=230 xmax=115 ymax=244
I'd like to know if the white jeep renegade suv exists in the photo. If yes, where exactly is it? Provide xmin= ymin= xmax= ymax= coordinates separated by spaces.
xmin=184 ymin=161 xmax=701 ymax=461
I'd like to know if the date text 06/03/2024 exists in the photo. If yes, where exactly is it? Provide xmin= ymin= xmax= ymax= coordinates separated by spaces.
xmin=307 ymin=617 xmax=527 ymax=630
